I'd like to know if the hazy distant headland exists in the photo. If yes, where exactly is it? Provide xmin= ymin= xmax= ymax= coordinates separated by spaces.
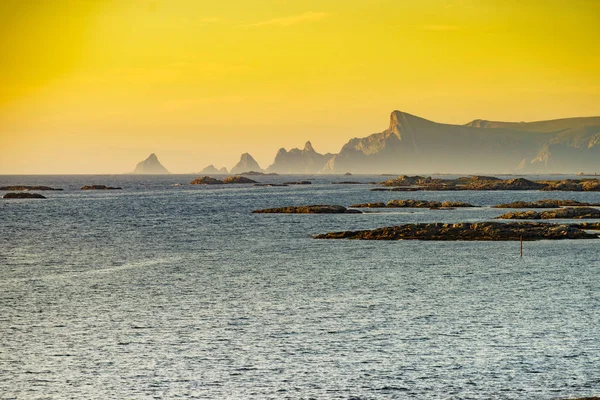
xmin=132 ymin=111 xmax=600 ymax=175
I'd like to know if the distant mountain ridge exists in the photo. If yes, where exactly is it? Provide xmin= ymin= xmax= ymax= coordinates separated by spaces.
xmin=318 ymin=111 xmax=600 ymax=174
xmin=267 ymin=141 xmax=334 ymax=174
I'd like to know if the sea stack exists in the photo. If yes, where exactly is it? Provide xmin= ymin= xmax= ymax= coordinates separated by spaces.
xmin=230 ymin=153 xmax=263 ymax=174
xmin=132 ymin=153 xmax=170 ymax=174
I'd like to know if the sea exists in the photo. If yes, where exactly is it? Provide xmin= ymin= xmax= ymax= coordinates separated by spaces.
xmin=1 ymin=174 xmax=599 ymax=400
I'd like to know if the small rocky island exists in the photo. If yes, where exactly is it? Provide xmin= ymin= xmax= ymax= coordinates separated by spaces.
xmin=496 ymin=207 xmax=600 ymax=220
xmin=314 ymin=222 xmax=598 ymax=241
xmin=493 ymin=199 xmax=600 ymax=208
xmin=372 ymin=175 xmax=600 ymax=192
xmin=190 ymin=176 xmax=258 ymax=184
xmin=350 ymin=200 xmax=476 ymax=209
xmin=0 ymin=186 xmax=62 ymax=191
xmin=253 ymin=205 xmax=361 ymax=214
xmin=3 ymin=192 xmax=46 ymax=199
xmin=81 ymin=185 xmax=122 ymax=190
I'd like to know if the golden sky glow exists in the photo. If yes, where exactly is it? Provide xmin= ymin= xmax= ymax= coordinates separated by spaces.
xmin=1 ymin=0 xmax=599 ymax=173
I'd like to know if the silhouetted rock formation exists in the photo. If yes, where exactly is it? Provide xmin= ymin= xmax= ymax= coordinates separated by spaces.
xmin=267 ymin=141 xmax=334 ymax=174
xmin=201 ymin=165 xmax=228 ymax=174
xmin=322 ymin=111 xmax=600 ymax=174
xmin=132 ymin=153 xmax=169 ymax=174
xmin=3 ymin=192 xmax=46 ymax=199
xmin=231 ymin=153 xmax=263 ymax=174
xmin=253 ymin=205 xmax=361 ymax=214
xmin=314 ymin=222 xmax=597 ymax=241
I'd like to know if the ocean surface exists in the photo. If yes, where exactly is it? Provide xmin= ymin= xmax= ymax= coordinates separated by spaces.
xmin=1 ymin=174 xmax=599 ymax=400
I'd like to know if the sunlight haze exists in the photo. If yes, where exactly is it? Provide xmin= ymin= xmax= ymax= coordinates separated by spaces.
xmin=1 ymin=0 xmax=599 ymax=173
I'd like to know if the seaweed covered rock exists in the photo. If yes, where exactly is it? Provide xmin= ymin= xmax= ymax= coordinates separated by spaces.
xmin=190 ymin=176 xmax=224 ymax=185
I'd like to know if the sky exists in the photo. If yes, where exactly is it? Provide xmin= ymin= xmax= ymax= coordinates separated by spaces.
xmin=1 ymin=0 xmax=599 ymax=174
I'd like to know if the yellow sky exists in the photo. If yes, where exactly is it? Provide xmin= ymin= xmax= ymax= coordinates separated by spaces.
xmin=1 ymin=0 xmax=599 ymax=174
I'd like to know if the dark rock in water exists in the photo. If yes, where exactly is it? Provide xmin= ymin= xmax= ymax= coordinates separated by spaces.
xmin=332 ymin=181 xmax=364 ymax=185
xmin=3 ymin=192 xmax=46 ymax=199
xmin=190 ymin=176 xmax=224 ymax=185
xmin=493 ymin=199 xmax=600 ymax=208
xmin=222 ymin=176 xmax=257 ymax=184
xmin=350 ymin=202 xmax=387 ymax=208
xmin=284 ymin=181 xmax=312 ymax=185
xmin=344 ymin=172 xmax=352 ymax=176
xmin=314 ymin=222 xmax=597 ymax=241
xmin=253 ymin=205 xmax=361 ymax=214
xmin=0 ymin=186 xmax=62 ymax=191
xmin=381 ymin=175 xmax=439 ymax=187
xmin=496 ymin=207 xmax=600 ymax=220
xmin=466 ymin=178 xmax=546 ymax=191
xmin=81 ymin=185 xmax=122 ymax=190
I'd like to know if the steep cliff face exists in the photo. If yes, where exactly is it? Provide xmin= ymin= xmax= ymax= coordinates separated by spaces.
xmin=132 ymin=153 xmax=170 ymax=174
xmin=230 ymin=153 xmax=263 ymax=174
xmin=267 ymin=141 xmax=333 ymax=174
xmin=323 ymin=111 xmax=600 ymax=174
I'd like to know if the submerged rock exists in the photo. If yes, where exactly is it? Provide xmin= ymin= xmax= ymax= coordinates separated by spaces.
xmin=81 ymin=185 xmax=122 ymax=190
xmin=3 ymin=192 xmax=46 ymax=199
xmin=253 ymin=205 xmax=361 ymax=214
xmin=496 ymin=207 xmax=600 ymax=220
xmin=0 ymin=186 xmax=62 ymax=191
xmin=190 ymin=176 xmax=224 ymax=185
xmin=314 ymin=222 xmax=597 ymax=241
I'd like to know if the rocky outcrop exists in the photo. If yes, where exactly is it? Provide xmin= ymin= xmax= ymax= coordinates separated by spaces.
xmin=493 ymin=199 xmax=600 ymax=208
xmin=190 ymin=176 xmax=224 ymax=185
xmin=81 ymin=185 xmax=122 ymax=190
xmin=386 ymin=199 xmax=475 ymax=208
xmin=267 ymin=141 xmax=334 ymax=174
xmin=231 ymin=153 xmax=263 ymax=174
xmin=314 ymin=222 xmax=597 ymax=241
xmin=0 ymin=186 xmax=62 ymax=191
xmin=241 ymin=171 xmax=278 ymax=176
xmin=540 ymin=179 xmax=600 ymax=191
xmin=349 ymin=202 xmax=387 ymax=208
xmin=132 ymin=153 xmax=169 ymax=174
xmin=496 ymin=207 xmax=600 ymax=219
xmin=253 ymin=205 xmax=361 ymax=214
xmin=3 ymin=192 xmax=46 ymax=199
xmin=222 ymin=176 xmax=257 ymax=184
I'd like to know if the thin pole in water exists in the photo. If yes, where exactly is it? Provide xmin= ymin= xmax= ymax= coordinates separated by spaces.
xmin=520 ymin=236 xmax=523 ymax=258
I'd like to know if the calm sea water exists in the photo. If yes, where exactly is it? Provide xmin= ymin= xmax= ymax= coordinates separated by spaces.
xmin=1 ymin=174 xmax=599 ymax=399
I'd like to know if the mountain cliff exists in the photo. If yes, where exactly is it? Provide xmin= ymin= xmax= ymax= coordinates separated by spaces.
xmin=322 ymin=111 xmax=600 ymax=174
xmin=132 ymin=153 xmax=169 ymax=174
xmin=267 ymin=141 xmax=334 ymax=174
xmin=230 ymin=153 xmax=263 ymax=174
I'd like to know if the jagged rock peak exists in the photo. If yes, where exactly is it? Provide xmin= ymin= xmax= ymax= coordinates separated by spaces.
xmin=231 ymin=152 xmax=263 ymax=174
xmin=303 ymin=141 xmax=315 ymax=153
xmin=132 ymin=153 xmax=169 ymax=174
